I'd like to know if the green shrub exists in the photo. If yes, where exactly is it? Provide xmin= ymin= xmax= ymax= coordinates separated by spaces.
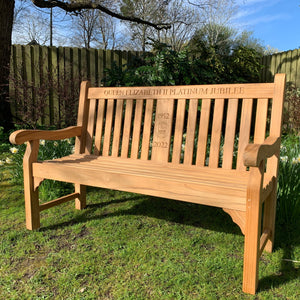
xmin=277 ymin=134 xmax=300 ymax=228
xmin=284 ymin=83 xmax=300 ymax=133
xmin=3 ymin=137 xmax=75 ymax=201
xmin=102 ymin=43 xmax=263 ymax=87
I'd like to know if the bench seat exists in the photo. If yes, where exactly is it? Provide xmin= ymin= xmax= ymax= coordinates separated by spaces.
xmin=33 ymin=154 xmax=249 ymax=212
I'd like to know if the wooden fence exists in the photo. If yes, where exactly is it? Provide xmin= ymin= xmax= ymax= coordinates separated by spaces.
xmin=9 ymin=45 xmax=142 ymax=127
xmin=261 ymin=48 xmax=300 ymax=88
xmin=9 ymin=45 xmax=300 ymax=129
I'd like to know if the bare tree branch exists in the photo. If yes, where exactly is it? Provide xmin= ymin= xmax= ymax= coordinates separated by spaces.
xmin=31 ymin=0 xmax=171 ymax=30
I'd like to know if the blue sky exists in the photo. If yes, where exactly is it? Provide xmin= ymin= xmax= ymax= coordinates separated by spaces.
xmin=234 ymin=0 xmax=300 ymax=51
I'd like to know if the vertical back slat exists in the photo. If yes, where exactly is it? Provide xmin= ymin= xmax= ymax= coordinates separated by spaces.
xmin=209 ymin=99 xmax=225 ymax=168
xmin=236 ymin=99 xmax=253 ymax=170
xmin=94 ymin=99 xmax=105 ymax=155
xmin=196 ymin=99 xmax=211 ymax=166
xmin=131 ymin=99 xmax=144 ymax=159
xmin=102 ymin=99 xmax=114 ymax=156
xmin=172 ymin=99 xmax=186 ymax=163
xmin=151 ymin=99 xmax=174 ymax=163
xmin=111 ymin=99 xmax=124 ymax=157
xmin=184 ymin=99 xmax=198 ymax=165
xmin=222 ymin=99 xmax=238 ymax=169
xmin=254 ymin=99 xmax=268 ymax=144
xmin=85 ymin=98 xmax=97 ymax=154
xmin=121 ymin=99 xmax=133 ymax=158
xmin=141 ymin=99 xmax=154 ymax=160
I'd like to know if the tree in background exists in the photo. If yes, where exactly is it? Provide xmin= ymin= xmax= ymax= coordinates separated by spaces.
xmin=0 ymin=0 xmax=170 ymax=130
xmin=71 ymin=9 xmax=99 ymax=48
xmin=96 ymin=12 xmax=120 ymax=50
xmin=120 ymin=0 xmax=169 ymax=52
xmin=13 ymin=10 xmax=50 ymax=45
xmin=71 ymin=8 xmax=120 ymax=49
xmin=159 ymin=0 xmax=199 ymax=51
xmin=188 ymin=23 xmax=263 ymax=83
xmin=0 ymin=0 xmax=14 ymax=130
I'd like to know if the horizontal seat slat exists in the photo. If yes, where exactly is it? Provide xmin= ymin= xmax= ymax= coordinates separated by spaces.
xmin=44 ymin=154 xmax=249 ymax=185
xmin=33 ymin=157 xmax=247 ymax=212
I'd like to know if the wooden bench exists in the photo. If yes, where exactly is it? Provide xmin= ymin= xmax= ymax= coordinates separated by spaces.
xmin=10 ymin=74 xmax=286 ymax=294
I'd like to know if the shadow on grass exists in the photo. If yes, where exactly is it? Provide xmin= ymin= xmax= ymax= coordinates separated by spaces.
xmin=40 ymin=189 xmax=299 ymax=292
xmin=41 ymin=192 xmax=241 ymax=236
xmin=258 ymin=222 xmax=300 ymax=292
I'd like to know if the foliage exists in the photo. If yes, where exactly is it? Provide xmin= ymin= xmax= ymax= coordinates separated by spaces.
xmin=186 ymin=23 xmax=263 ymax=83
xmin=228 ymin=46 xmax=263 ymax=83
xmin=188 ymin=23 xmax=264 ymax=56
xmin=9 ymin=55 xmax=81 ymax=129
xmin=284 ymin=83 xmax=300 ymax=132
xmin=0 ymin=127 xmax=11 ymax=153
xmin=102 ymin=42 xmax=263 ymax=87
xmin=0 ymin=131 xmax=75 ymax=201
xmin=277 ymin=134 xmax=300 ymax=228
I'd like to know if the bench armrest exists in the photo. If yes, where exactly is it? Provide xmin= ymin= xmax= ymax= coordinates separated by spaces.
xmin=9 ymin=126 xmax=82 ymax=145
xmin=243 ymin=136 xmax=281 ymax=167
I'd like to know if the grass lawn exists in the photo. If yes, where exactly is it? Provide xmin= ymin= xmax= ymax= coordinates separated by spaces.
xmin=0 ymin=175 xmax=299 ymax=299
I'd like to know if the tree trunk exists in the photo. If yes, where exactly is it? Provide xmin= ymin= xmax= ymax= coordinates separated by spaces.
xmin=0 ymin=0 xmax=14 ymax=131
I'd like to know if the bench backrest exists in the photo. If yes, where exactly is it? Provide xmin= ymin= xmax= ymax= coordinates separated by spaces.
xmin=75 ymin=74 xmax=285 ymax=171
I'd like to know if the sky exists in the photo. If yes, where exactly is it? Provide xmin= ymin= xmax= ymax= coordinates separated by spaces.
xmin=233 ymin=0 xmax=300 ymax=52
xmin=12 ymin=0 xmax=300 ymax=52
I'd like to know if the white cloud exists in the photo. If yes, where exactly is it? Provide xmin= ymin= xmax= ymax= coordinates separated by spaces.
xmin=236 ymin=0 xmax=276 ymax=6
xmin=236 ymin=13 xmax=289 ymax=27
xmin=233 ymin=0 xmax=289 ymax=28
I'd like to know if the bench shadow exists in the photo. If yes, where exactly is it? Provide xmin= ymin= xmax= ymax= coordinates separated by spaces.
xmin=40 ymin=190 xmax=299 ymax=293
xmin=41 ymin=192 xmax=242 ymax=235
xmin=257 ymin=223 xmax=300 ymax=292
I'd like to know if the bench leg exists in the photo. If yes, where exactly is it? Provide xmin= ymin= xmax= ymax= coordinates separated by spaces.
xmin=75 ymin=184 xmax=86 ymax=210
xmin=23 ymin=140 xmax=40 ymax=230
xmin=243 ymin=196 xmax=262 ymax=294
xmin=262 ymin=187 xmax=277 ymax=253
xmin=243 ymin=166 xmax=263 ymax=294
xmin=24 ymin=178 xmax=40 ymax=230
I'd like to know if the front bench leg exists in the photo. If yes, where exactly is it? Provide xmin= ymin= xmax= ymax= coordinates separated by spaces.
xmin=23 ymin=140 xmax=40 ymax=230
xmin=243 ymin=161 xmax=264 ymax=294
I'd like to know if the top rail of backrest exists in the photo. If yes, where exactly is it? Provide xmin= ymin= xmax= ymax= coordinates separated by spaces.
xmin=87 ymin=82 xmax=276 ymax=100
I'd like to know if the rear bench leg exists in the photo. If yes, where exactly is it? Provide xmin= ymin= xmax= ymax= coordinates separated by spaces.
xmin=262 ymin=186 xmax=277 ymax=253
xmin=75 ymin=184 xmax=86 ymax=210
xmin=23 ymin=140 xmax=40 ymax=230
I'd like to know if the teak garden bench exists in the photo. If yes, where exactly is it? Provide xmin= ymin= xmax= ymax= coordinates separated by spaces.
xmin=10 ymin=73 xmax=286 ymax=294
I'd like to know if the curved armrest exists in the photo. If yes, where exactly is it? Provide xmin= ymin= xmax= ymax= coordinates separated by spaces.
xmin=243 ymin=136 xmax=281 ymax=167
xmin=9 ymin=126 xmax=82 ymax=145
